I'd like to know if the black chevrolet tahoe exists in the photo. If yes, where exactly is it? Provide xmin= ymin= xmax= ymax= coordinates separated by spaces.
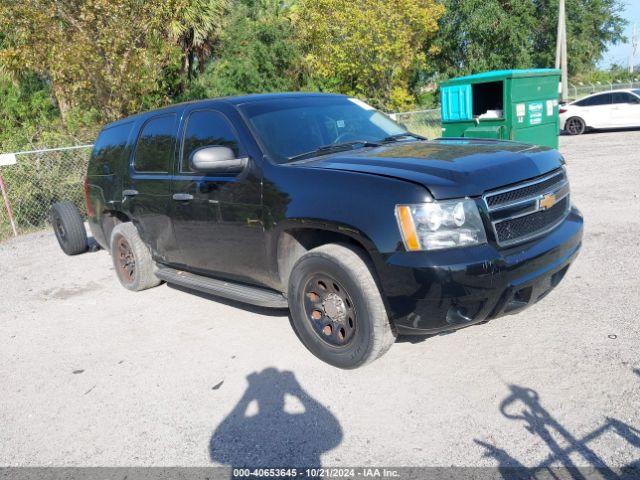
xmin=52 ymin=93 xmax=583 ymax=369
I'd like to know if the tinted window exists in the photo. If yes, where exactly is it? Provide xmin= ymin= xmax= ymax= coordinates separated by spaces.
xmin=88 ymin=122 xmax=133 ymax=175
xmin=240 ymin=97 xmax=406 ymax=163
xmin=182 ymin=110 xmax=243 ymax=171
xmin=582 ymin=93 xmax=612 ymax=106
xmin=612 ymin=92 xmax=636 ymax=104
xmin=134 ymin=114 xmax=177 ymax=173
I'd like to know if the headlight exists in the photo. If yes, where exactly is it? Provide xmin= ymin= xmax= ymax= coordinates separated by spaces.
xmin=395 ymin=199 xmax=487 ymax=251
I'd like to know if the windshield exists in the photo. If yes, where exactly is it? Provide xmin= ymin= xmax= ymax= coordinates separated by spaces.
xmin=239 ymin=96 xmax=409 ymax=163
xmin=634 ymin=89 xmax=640 ymax=98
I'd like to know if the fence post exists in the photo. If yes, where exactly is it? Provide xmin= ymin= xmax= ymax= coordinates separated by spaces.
xmin=0 ymin=173 xmax=18 ymax=237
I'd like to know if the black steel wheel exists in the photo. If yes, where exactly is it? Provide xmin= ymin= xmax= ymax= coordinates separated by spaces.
xmin=115 ymin=235 xmax=136 ymax=284
xmin=109 ymin=222 xmax=162 ymax=291
xmin=50 ymin=201 xmax=88 ymax=255
xmin=303 ymin=274 xmax=357 ymax=347
xmin=565 ymin=117 xmax=586 ymax=135
xmin=288 ymin=243 xmax=396 ymax=369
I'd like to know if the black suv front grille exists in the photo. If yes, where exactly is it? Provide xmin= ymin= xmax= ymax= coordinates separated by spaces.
xmin=494 ymin=196 xmax=569 ymax=244
xmin=483 ymin=169 xmax=571 ymax=247
xmin=486 ymin=170 xmax=567 ymax=207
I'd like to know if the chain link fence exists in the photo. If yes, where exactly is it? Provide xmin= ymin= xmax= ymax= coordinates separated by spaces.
xmin=567 ymin=81 xmax=640 ymax=101
xmin=0 ymin=146 xmax=92 ymax=242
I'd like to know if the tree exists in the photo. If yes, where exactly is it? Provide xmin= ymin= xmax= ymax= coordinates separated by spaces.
xmin=0 ymin=0 xmax=175 ymax=120
xmin=294 ymin=0 xmax=445 ymax=111
xmin=434 ymin=0 xmax=627 ymax=78
xmin=531 ymin=0 xmax=627 ymax=75
xmin=0 ymin=0 xmax=225 ymax=121
xmin=168 ymin=0 xmax=229 ymax=81
xmin=183 ymin=0 xmax=302 ymax=99
xmin=434 ymin=0 xmax=538 ymax=77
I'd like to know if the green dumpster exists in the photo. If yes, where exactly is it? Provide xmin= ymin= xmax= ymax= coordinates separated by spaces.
xmin=439 ymin=69 xmax=561 ymax=149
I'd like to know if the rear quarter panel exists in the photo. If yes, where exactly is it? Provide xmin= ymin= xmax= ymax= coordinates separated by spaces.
xmin=86 ymin=121 xmax=136 ymax=248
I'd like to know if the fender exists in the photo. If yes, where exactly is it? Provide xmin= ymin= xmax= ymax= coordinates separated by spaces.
xmin=261 ymin=161 xmax=431 ymax=289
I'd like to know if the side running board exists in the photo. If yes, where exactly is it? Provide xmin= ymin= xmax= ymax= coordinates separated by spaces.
xmin=155 ymin=267 xmax=288 ymax=309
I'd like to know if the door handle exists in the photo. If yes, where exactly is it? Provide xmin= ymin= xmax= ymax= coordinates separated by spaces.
xmin=123 ymin=189 xmax=139 ymax=197
xmin=172 ymin=193 xmax=194 ymax=201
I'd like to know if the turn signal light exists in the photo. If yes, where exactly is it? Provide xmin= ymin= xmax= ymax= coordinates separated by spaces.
xmin=395 ymin=205 xmax=421 ymax=251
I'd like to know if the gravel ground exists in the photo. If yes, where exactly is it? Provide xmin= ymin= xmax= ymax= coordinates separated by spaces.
xmin=1 ymin=130 xmax=639 ymax=471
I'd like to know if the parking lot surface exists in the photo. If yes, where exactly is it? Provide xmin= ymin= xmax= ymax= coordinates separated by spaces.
xmin=1 ymin=131 xmax=639 ymax=470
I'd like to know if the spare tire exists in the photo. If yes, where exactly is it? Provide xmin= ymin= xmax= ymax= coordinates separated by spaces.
xmin=51 ymin=201 xmax=88 ymax=255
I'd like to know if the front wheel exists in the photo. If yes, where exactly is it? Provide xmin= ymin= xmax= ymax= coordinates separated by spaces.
xmin=288 ymin=244 xmax=396 ymax=369
xmin=565 ymin=116 xmax=586 ymax=135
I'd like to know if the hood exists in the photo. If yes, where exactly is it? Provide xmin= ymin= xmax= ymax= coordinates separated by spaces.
xmin=290 ymin=139 xmax=563 ymax=199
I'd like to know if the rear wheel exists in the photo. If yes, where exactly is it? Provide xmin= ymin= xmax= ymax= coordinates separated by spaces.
xmin=288 ymin=243 xmax=396 ymax=369
xmin=110 ymin=222 xmax=161 ymax=291
xmin=565 ymin=116 xmax=586 ymax=135
xmin=51 ymin=201 xmax=88 ymax=255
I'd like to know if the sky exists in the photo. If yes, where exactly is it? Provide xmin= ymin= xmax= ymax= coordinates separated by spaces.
xmin=600 ymin=0 xmax=640 ymax=68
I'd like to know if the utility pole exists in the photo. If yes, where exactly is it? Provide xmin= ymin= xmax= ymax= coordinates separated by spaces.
xmin=555 ymin=0 xmax=569 ymax=102
xmin=631 ymin=23 xmax=638 ymax=74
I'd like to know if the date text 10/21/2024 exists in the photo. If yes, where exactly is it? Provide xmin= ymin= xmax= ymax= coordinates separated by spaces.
xmin=232 ymin=468 xmax=401 ymax=478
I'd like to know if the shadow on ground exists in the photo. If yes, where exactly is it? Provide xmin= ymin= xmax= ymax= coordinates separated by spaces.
xmin=209 ymin=368 xmax=342 ymax=470
xmin=475 ymin=377 xmax=640 ymax=479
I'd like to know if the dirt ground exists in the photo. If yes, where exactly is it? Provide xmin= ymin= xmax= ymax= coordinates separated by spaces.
xmin=1 ymin=130 xmax=639 ymax=471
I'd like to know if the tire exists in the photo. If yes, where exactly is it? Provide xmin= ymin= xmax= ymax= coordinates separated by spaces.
xmin=109 ymin=222 xmax=161 ymax=292
xmin=51 ymin=201 xmax=88 ymax=256
xmin=288 ymin=243 xmax=396 ymax=369
xmin=565 ymin=116 xmax=586 ymax=135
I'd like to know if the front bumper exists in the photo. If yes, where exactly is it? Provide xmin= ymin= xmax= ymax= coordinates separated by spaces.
xmin=377 ymin=207 xmax=583 ymax=335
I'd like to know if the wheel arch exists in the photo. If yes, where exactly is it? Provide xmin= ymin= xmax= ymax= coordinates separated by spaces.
xmin=564 ymin=115 xmax=587 ymax=135
xmin=273 ymin=221 xmax=383 ymax=294
xmin=99 ymin=209 xmax=132 ymax=249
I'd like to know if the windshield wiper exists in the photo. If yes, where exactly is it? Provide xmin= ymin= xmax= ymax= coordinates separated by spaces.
xmin=381 ymin=133 xmax=426 ymax=143
xmin=288 ymin=140 xmax=381 ymax=162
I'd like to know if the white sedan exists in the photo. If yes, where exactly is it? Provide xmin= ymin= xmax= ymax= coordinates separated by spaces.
xmin=559 ymin=89 xmax=640 ymax=135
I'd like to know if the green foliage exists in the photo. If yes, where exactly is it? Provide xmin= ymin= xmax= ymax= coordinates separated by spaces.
xmin=0 ymin=0 xmax=230 ymax=122
xmin=0 ymin=74 xmax=57 ymax=148
xmin=0 ymin=0 xmax=631 ymax=137
xmin=434 ymin=0 xmax=537 ymax=77
xmin=183 ymin=0 xmax=301 ymax=99
xmin=168 ymin=0 xmax=229 ymax=80
xmin=434 ymin=0 xmax=627 ymax=78
xmin=294 ymin=0 xmax=445 ymax=111
xmin=0 ymin=74 xmax=99 ymax=151
xmin=573 ymin=65 xmax=640 ymax=85
xmin=532 ymin=0 xmax=627 ymax=75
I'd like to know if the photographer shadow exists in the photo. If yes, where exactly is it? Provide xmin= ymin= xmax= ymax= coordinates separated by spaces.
xmin=209 ymin=368 xmax=343 ymax=471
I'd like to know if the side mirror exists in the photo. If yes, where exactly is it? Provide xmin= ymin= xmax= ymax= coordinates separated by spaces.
xmin=190 ymin=146 xmax=248 ymax=174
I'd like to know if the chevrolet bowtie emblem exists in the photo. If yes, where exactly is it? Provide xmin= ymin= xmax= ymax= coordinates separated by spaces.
xmin=539 ymin=193 xmax=557 ymax=210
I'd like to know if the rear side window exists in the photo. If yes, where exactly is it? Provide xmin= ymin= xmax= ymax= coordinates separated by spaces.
xmin=577 ymin=93 xmax=612 ymax=107
xmin=88 ymin=122 xmax=134 ymax=175
xmin=612 ymin=92 xmax=639 ymax=104
xmin=181 ymin=110 xmax=244 ymax=171
xmin=134 ymin=114 xmax=177 ymax=173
